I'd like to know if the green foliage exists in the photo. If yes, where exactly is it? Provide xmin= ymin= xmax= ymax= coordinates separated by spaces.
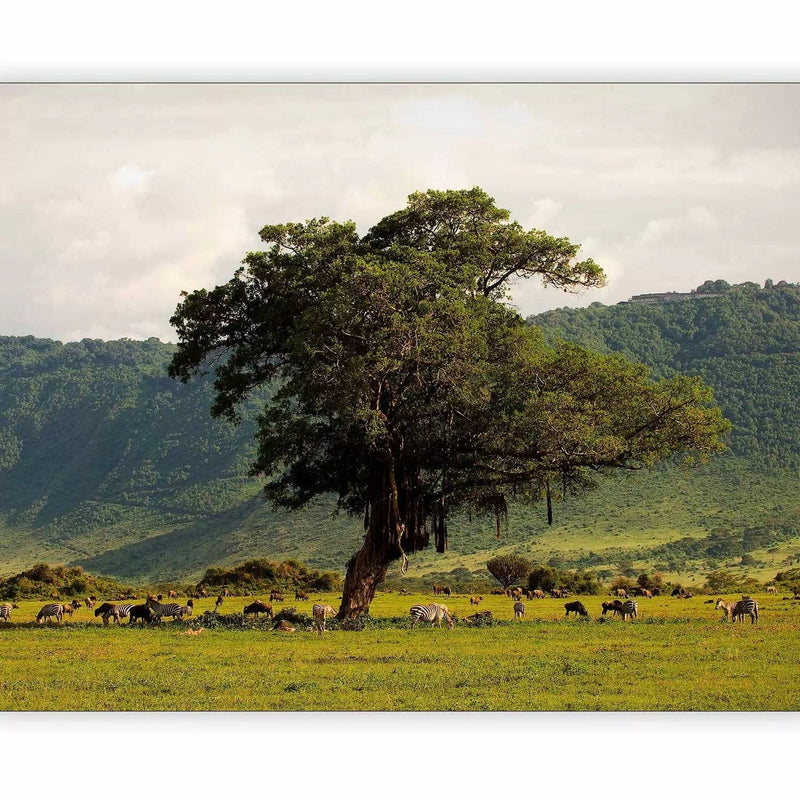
xmin=486 ymin=555 xmax=532 ymax=588
xmin=198 ymin=557 xmax=341 ymax=592
xmin=0 ymin=562 xmax=135 ymax=600
xmin=533 ymin=280 xmax=800 ymax=467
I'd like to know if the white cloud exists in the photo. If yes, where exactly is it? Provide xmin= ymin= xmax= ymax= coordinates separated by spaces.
xmin=110 ymin=163 xmax=156 ymax=192
xmin=526 ymin=198 xmax=563 ymax=228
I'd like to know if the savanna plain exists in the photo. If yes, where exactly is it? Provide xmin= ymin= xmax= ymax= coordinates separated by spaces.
xmin=1 ymin=591 xmax=797 ymax=712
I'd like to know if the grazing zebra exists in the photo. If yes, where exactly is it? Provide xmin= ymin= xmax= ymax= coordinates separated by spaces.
xmin=733 ymin=597 xmax=759 ymax=624
xmin=36 ymin=603 xmax=65 ymax=624
xmin=312 ymin=603 xmax=337 ymax=635
xmin=564 ymin=601 xmax=589 ymax=618
xmin=0 ymin=601 xmax=19 ymax=622
xmin=620 ymin=599 xmax=638 ymax=621
xmin=513 ymin=601 xmax=525 ymax=619
xmin=409 ymin=603 xmax=454 ymax=629
xmin=243 ymin=600 xmax=273 ymax=619
xmin=94 ymin=602 xmax=134 ymax=625
xmin=145 ymin=597 xmax=186 ymax=622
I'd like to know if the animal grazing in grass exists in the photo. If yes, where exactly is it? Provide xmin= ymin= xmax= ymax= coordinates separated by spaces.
xmin=620 ymin=600 xmax=638 ymax=621
xmin=177 ymin=601 xmax=194 ymax=618
xmin=715 ymin=598 xmax=737 ymax=622
xmin=550 ymin=588 xmax=563 ymax=598
xmin=214 ymin=595 xmax=224 ymax=612
xmin=0 ymin=602 xmax=19 ymax=622
xmin=601 ymin=600 xmax=624 ymax=617
xmin=84 ymin=597 xmax=95 ymax=610
xmin=490 ymin=588 xmax=506 ymax=595
xmin=532 ymin=589 xmax=545 ymax=599
xmin=615 ymin=588 xmax=628 ymax=598
xmin=168 ymin=590 xmax=178 ymax=599
xmin=62 ymin=602 xmax=80 ymax=617
xmin=270 ymin=590 xmax=284 ymax=603
xmin=513 ymin=602 xmax=525 ymax=619
xmin=766 ymin=586 xmax=777 ymax=594
xmin=526 ymin=591 xmax=534 ymax=600
xmin=432 ymin=584 xmax=444 ymax=595
xmin=36 ymin=603 xmax=65 ymax=624
xmin=312 ymin=603 xmax=337 ymax=635
xmin=95 ymin=603 xmax=134 ymax=625
xmin=469 ymin=596 xmax=483 ymax=605
xmin=410 ymin=603 xmax=454 ymax=629
xmin=564 ymin=601 xmax=589 ymax=618
xmin=243 ymin=600 xmax=273 ymax=619
xmin=671 ymin=587 xmax=692 ymax=598
xmin=199 ymin=588 xmax=208 ymax=598
xmin=295 ymin=590 xmax=309 ymax=601
xmin=129 ymin=604 xmax=156 ymax=625
xmin=733 ymin=597 xmax=759 ymax=624
xmin=145 ymin=597 xmax=187 ymax=622
xmin=511 ymin=588 xmax=523 ymax=601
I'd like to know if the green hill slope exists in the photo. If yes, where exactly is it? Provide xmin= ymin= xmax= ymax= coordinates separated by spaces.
xmin=1 ymin=279 xmax=799 ymax=585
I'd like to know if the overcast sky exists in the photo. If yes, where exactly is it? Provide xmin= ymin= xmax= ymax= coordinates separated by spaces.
xmin=2 ymin=83 xmax=800 ymax=343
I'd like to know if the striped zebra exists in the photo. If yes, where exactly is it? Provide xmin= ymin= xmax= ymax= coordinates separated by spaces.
xmin=94 ymin=603 xmax=134 ymax=625
xmin=409 ymin=603 xmax=454 ymax=629
xmin=0 ymin=601 xmax=19 ymax=622
xmin=145 ymin=597 xmax=187 ymax=622
xmin=620 ymin=599 xmax=638 ymax=621
xmin=733 ymin=597 xmax=759 ymax=624
xmin=36 ymin=603 xmax=65 ymax=624
xmin=312 ymin=603 xmax=337 ymax=635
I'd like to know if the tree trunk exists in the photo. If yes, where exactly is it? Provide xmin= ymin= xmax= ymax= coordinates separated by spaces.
xmin=337 ymin=529 xmax=393 ymax=619
xmin=337 ymin=463 xmax=426 ymax=619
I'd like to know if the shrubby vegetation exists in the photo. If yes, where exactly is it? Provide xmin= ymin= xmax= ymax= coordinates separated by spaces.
xmin=0 ymin=563 xmax=136 ymax=600
xmin=198 ymin=558 xmax=341 ymax=592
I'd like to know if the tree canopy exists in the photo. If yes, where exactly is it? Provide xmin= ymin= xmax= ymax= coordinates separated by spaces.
xmin=169 ymin=187 xmax=730 ymax=617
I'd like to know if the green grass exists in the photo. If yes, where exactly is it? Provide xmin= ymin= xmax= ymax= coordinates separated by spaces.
xmin=2 ymin=592 xmax=798 ymax=711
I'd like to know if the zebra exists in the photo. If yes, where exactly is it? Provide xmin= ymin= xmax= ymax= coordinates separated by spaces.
xmin=513 ymin=601 xmax=525 ymax=619
xmin=94 ymin=602 xmax=134 ymax=625
xmin=36 ymin=603 xmax=65 ymax=624
xmin=409 ymin=603 xmax=454 ymax=629
xmin=312 ymin=603 xmax=337 ymax=635
xmin=733 ymin=597 xmax=759 ymax=624
xmin=0 ymin=601 xmax=19 ymax=622
xmin=145 ymin=597 xmax=186 ymax=622
xmin=620 ymin=599 xmax=638 ymax=621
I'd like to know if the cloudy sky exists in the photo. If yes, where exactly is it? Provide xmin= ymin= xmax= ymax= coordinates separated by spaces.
xmin=3 ymin=83 xmax=800 ymax=343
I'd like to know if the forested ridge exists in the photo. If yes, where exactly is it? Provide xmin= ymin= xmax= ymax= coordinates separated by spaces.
xmin=1 ymin=278 xmax=798 ymax=583
xmin=532 ymin=280 xmax=800 ymax=467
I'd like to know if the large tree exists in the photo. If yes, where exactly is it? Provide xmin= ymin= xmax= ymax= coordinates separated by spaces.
xmin=169 ymin=188 xmax=729 ymax=618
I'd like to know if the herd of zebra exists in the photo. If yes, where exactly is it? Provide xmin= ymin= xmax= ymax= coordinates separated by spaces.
xmin=0 ymin=593 xmax=765 ymax=630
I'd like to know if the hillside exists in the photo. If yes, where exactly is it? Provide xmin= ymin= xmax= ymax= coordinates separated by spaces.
xmin=1 ymin=280 xmax=799 ymax=585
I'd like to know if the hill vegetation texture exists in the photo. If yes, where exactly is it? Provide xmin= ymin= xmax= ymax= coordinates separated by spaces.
xmin=1 ymin=280 xmax=799 ymax=585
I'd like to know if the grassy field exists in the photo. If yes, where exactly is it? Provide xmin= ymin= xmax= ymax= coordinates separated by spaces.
xmin=2 ymin=591 xmax=798 ymax=712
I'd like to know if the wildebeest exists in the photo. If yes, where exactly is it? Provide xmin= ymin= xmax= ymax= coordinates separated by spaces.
xmin=168 ymin=589 xmax=178 ymax=599
xmin=766 ymin=585 xmax=777 ymax=594
xmin=615 ymin=588 xmax=628 ymax=599
xmin=601 ymin=600 xmax=624 ymax=617
xmin=269 ymin=590 xmax=284 ymax=603
xmin=511 ymin=588 xmax=523 ymax=601
xmin=469 ymin=596 xmax=483 ymax=605
xmin=513 ymin=602 xmax=525 ymax=619
xmin=550 ymin=588 xmax=563 ymax=598
xmin=532 ymin=589 xmax=545 ymax=599
xmin=565 ymin=601 xmax=589 ymax=618
xmin=295 ymin=590 xmax=309 ymax=601
xmin=129 ymin=604 xmax=155 ymax=624
xmin=243 ymin=600 xmax=274 ymax=619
